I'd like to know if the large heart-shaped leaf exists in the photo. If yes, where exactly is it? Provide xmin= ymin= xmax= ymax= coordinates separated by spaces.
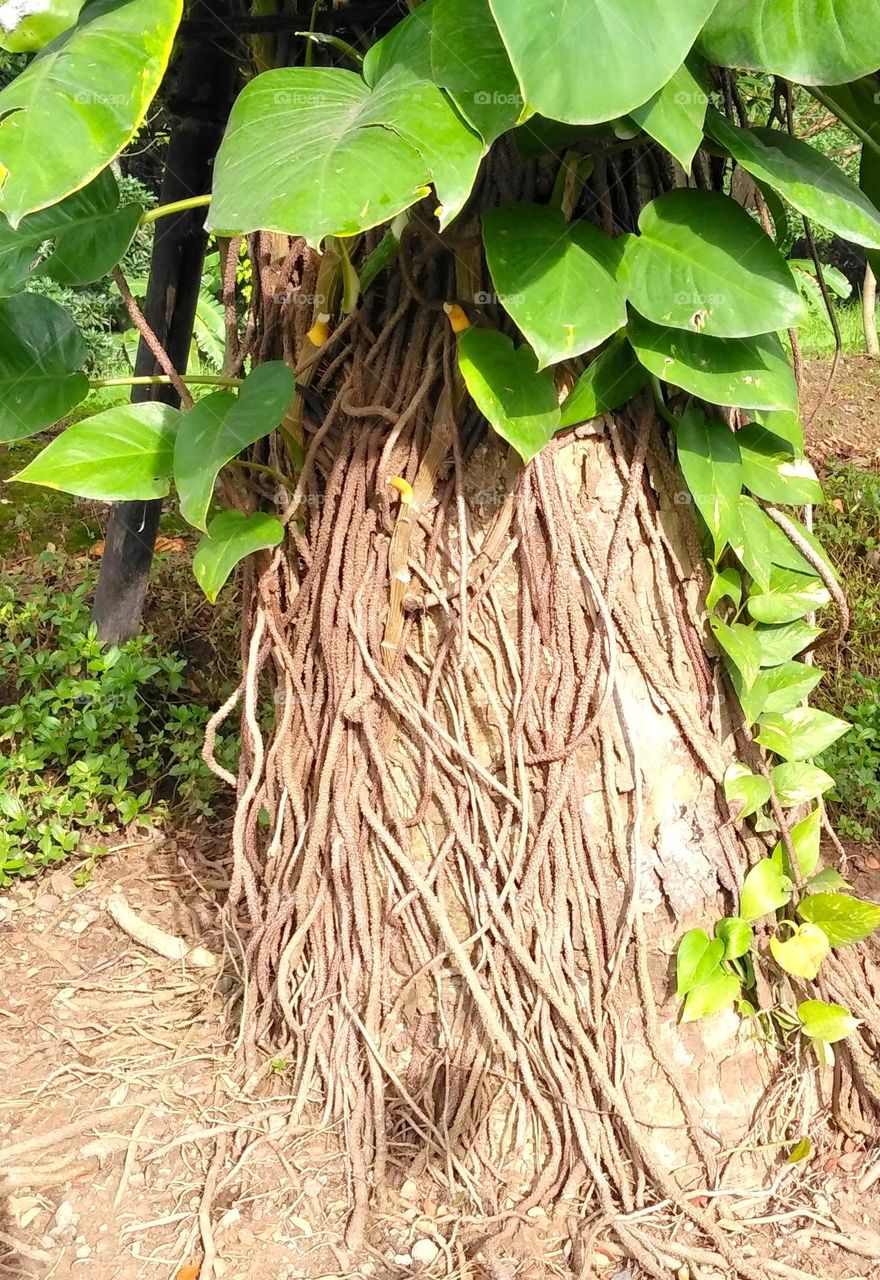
xmin=12 ymin=402 xmax=180 ymax=500
xmin=0 ymin=0 xmax=86 ymax=50
xmin=736 ymin=424 xmax=823 ymax=505
xmin=488 ymin=0 xmax=718 ymax=125
xmin=724 ymin=762 xmax=771 ymax=821
xmin=174 ymin=362 xmax=295 ymax=531
xmin=0 ymin=293 xmax=88 ymax=441
xmin=714 ymin=917 xmax=753 ymax=961
xmin=771 ymin=806 xmax=822 ymax=879
xmin=458 ymin=328 xmax=560 ymax=464
xmin=629 ymin=311 xmax=798 ymax=412
xmin=712 ymin=619 xmax=763 ymax=688
xmin=364 ymin=0 xmax=521 ymax=143
xmin=747 ymin=568 xmax=831 ymax=625
xmin=756 ymin=707 xmax=850 ymax=761
xmin=681 ymin=971 xmax=741 ymax=1022
xmin=798 ymin=999 xmax=860 ymax=1044
xmin=626 ymin=191 xmax=806 ymax=338
xmin=740 ymin=857 xmax=792 ymax=921
xmin=755 ymin=619 xmax=822 ymax=668
xmin=0 ymin=169 xmax=142 ymax=294
xmin=798 ymin=894 xmax=880 ymax=947
xmin=0 ymin=0 xmax=182 ymax=225
xmin=707 ymin=111 xmax=880 ymax=251
xmin=742 ymin=661 xmax=824 ymax=723
xmin=676 ymin=407 xmax=742 ymax=557
xmin=483 ymin=204 xmax=626 ymax=368
xmin=699 ymin=0 xmax=880 ymax=86
xmin=771 ymin=924 xmax=830 ymax=980
xmin=676 ymin=929 xmax=724 ymax=997
xmin=629 ymin=61 xmax=708 ymax=174
xmin=771 ymin=761 xmax=835 ymax=809
xmin=734 ymin=495 xmax=825 ymax=584
xmin=193 ymin=510 xmax=285 ymax=604
xmin=559 ymin=336 xmax=648 ymax=428
xmin=209 ymin=66 xmax=482 ymax=245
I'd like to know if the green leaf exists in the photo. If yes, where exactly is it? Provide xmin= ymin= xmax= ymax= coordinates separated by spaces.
xmin=747 ymin=568 xmax=831 ymax=625
xmin=457 ymin=328 xmax=560 ymax=464
xmin=756 ymin=708 xmax=850 ymax=762
xmin=724 ymin=762 xmax=771 ymax=821
xmin=676 ymin=928 xmax=724 ymax=997
xmin=754 ymin=620 xmax=822 ymax=668
xmin=675 ymin=407 xmax=742 ymax=557
xmin=771 ymin=805 xmax=822 ymax=879
xmin=730 ymin=495 xmax=772 ymax=591
xmin=736 ymin=425 xmax=823 ymax=506
xmin=699 ymin=0 xmax=880 ymax=86
xmin=12 ymin=402 xmax=179 ymax=500
xmin=707 ymin=566 xmax=742 ymax=612
xmin=712 ymin=618 xmax=762 ymax=688
xmin=0 ymin=0 xmax=182 ymax=225
xmin=744 ymin=661 xmax=824 ymax=722
xmin=629 ymin=61 xmax=707 ymax=174
xmin=798 ymin=894 xmax=880 ymax=947
xmin=626 ymin=191 xmax=806 ymax=339
xmin=706 ymin=111 xmax=880 ymax=252
xmin=740 ymin=858 xmax=792 ymax=921
xmin=483 ymin=204 xmax=626 ymax=368
xmin=0 ymin=293 xmax=88 ymax=441
xmin=364 ymin=0 xmax=521 ymax=144
xmin=714 ymin=916 xmax=753 ymax=961
xmin=681 ymin=971 xmax=741 ymax=1022
xmin=488 ymin=0 xmax=718 ymax=125
xmin=193 ymin=510 xmax=285 ymax=604
xmin=559 ymin=336 xmax=648 ymax=428
xmin=754 ymin=408 xmax=805 ymax=453
xmin=807 ymin=868 xmax=850 ymax=892
xmin=787 ymin=1136 xmax=813 ymax=1164
xmin=174 ymin=362 xmax=295 ymax=532
xmin=0 ymin=169 xmax=141 ymax=294
xmin=208 ymin=66 xmax=482 ymax=245
xmin=628 ymin=311 xmax=798 ymax=412
xmin=0 ymin=0 xmax=86 ymax=50
xmin=798 ymin=999 xmax=860 ymax=1044
xmin=770 ymin=923 xmax=830 ymax=980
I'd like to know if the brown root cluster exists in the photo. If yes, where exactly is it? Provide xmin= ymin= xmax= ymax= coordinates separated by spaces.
xmin=203 ymin=148 xmax=880 ymax=1278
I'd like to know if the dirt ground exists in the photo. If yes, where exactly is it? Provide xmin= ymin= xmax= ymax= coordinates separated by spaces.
xmin=2 ymin=358 xmax=880 ymax=1280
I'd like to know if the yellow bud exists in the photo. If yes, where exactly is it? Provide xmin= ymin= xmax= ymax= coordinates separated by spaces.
xmin=307 ymin=313 xmax=331 ymax=346
xmin=388 ymin=476 xmax=414 ymax=505
xmin=443 ymin=302 xmax=471 ymax=334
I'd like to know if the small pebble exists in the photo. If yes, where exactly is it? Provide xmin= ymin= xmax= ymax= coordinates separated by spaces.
xmin=411 ymin=1240 xmax=440 ymax=1267
xmin=392 ymin=1254 xmax=412 ymax=1267
xmin=75 ymin=1244 xmax=91 ymax=1260
xmin=34 ymin=893 xmax=61 ymax=913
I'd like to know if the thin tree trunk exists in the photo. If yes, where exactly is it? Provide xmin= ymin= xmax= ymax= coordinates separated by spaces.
xmin=864 ymin=261 xmax=879 ymax=356
xmin=92 ymin=0 xmax=238 ymax=643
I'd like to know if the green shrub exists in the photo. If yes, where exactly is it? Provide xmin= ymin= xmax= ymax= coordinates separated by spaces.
xmin=819 ymin=676 xmax=880 ymax=842
xmin=0 ymin=557 xmax=237 ymax=882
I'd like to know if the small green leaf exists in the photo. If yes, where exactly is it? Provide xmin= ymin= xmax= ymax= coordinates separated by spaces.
xmin=754 ymin=619 xmax=822 ymax=668
xmin=787 ymin=1136 xmax=812 ymax=1164
xmin=706 ymin=566 xmax=742 ymax=612
xmin=740 ymin=858 xmax=792 ymax=921
xmin=747 ymin=568 xmax=831 ymax=625
xmin=483 ymin=204 xmax=626 ymax=368
xmin=797 ymin=998 xmax=860 ymax=1044
xmin=756 ymin=708 xmax=850 ymax=762
xmin=807 ymin=867 xmax=851 ymax=892
xmin=770 ymin=923 xmax=830 ymax=980
xmin=174 ymin=362 xmax=295 ymax=531
xmin=676 ymin=928 xmax=724 ymax=996
xmin=626 ymin=190 xmax=806 ymax=338
xmin=736 ymin=424 xmax=823 ymax=505
xmin=771 ymin=805 xmax=822 ymax=879
xmin=706 ymin=110 xmax=880 ymax=251
xmin=13 ymin=402 xmax=179 ymax=500
xmin=743 ymin=661 xmax=824 ymax=724
xmin=724 ymin=761 xmax=771 ymax=821
xmin=675 ymin=407 xmax=742 ymax=558
xmin=193 ymin=510 xmax=285 ymax=604
xmin=559 ymin=336 xmax=648 ymax=428
xmin=629 ymin=310 xmax=798 ymax=412
xmin=711 ymin=618 xmax=762 ymax=688
xmin=714 ymin=916 xmax=753 ymax=961
xmin=629 ymin=61 xmax=707 ymax=173
xmin=798 ymin=893 xmax=880 ymax=947
xmin=771 ymin=761 xmax=834 ymax=808
xmin=457 ymin=328 xmax=560 ymax=464
xmin=0 ymin=292 xmax=88 ymax=441
xmin=681 ymin=971 xmax=741 ymax=1022
xmin=0 ymin=0 xmax=183 ymax=225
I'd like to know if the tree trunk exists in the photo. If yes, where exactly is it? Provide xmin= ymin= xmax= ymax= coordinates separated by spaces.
xmin=864 ymin=261 xmax=879 ymax=356
xmin=207 ymin=154 xmax=880 ymax=1279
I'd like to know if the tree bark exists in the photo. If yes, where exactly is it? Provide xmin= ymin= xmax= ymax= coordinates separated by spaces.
xmin=92 ymin=0 xmax=238 ymax=643
xmin=864 ymin=261 xmax=879 ymax=356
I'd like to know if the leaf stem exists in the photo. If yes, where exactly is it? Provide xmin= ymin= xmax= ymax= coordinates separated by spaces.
xmin=808 ymin=88 xmax=880 ymax=164
xmin=140 ymin=195 xmax=213 ymax=226
xmin=89 ymin=374 xmax=244 ymax=390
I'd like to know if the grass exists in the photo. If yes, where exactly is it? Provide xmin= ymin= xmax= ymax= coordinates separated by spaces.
xmin=791 ymin=299 xmax=869 ymax=360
